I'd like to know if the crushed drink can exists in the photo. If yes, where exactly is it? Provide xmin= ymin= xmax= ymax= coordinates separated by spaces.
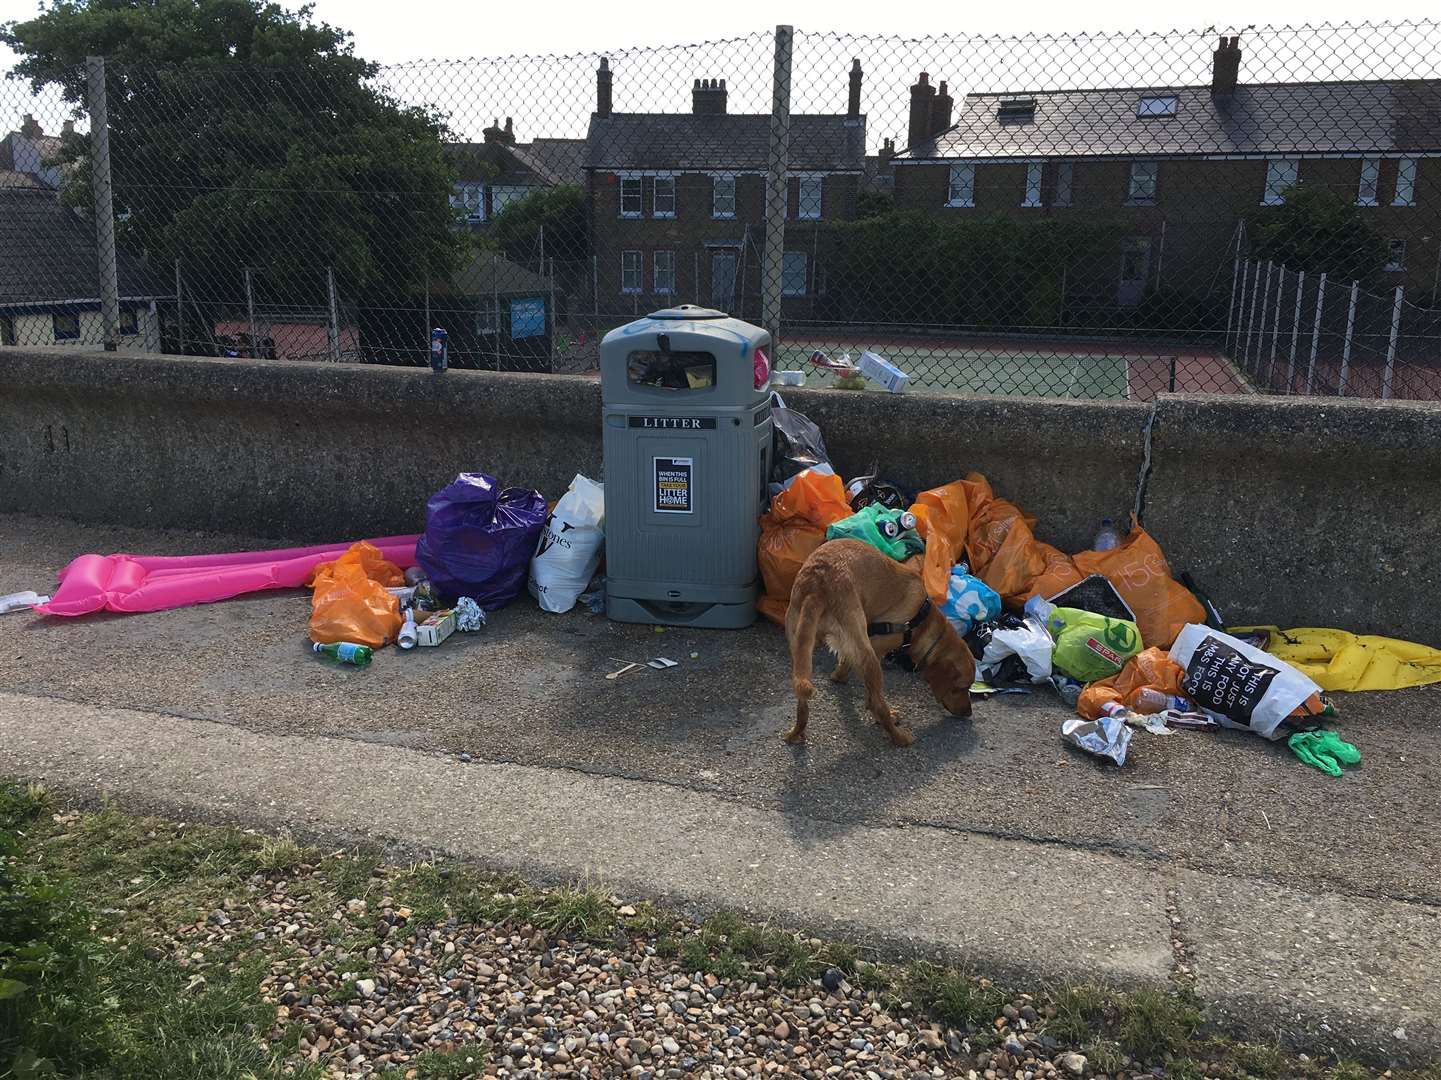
xmin=430 ymin=327 xmax=448 ymax=373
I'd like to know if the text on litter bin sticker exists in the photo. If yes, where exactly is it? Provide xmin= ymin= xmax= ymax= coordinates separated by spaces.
xmin=654 ymin=457 xmax=694 ymax=514
xmin=1181 ymin=635 xmax=1279 ymax=726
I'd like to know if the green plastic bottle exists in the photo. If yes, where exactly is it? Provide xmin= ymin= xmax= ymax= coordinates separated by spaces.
xmin=312 ymin=641 xmax=373 ymax=667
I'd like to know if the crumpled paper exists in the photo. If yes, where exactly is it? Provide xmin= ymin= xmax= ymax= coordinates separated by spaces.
xmin=454 ymin=596 xmax=487 ymax=632
xmin=1061 ymin=714 xmax=1133 ymax=765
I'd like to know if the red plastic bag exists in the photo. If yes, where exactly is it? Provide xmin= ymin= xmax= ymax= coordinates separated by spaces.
xmin=757 ymin=469 xmax=852 ymax=625
xmin=308 ymin=542 xmax=403 ymax=647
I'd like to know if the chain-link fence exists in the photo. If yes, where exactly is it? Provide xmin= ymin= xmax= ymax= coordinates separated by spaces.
xmin=2 ymin=20 xmax=1440 ymax=400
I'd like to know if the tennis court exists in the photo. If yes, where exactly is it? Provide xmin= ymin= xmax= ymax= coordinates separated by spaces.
xmin=774 ymin=337 xmax=1246 ymax=401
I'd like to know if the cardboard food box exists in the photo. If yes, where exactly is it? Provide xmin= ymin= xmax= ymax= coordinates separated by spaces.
xmin=416 ymin=609 xmax=456 ymax=647
xmin=857 ymin=350 xmax=910 ymax=393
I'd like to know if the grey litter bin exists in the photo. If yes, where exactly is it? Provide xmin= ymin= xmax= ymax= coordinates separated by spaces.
xmin=601 ymin=305 xmax=773 ymax=628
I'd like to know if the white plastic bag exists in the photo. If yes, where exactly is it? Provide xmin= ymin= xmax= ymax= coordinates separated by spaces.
xmin=528 ymin=474 xmax=605 ymax=614
xmin=1168 ymin=623 xmax=1321 ymax=740
xmin=978 ymin=615 xmax=1053 ymax=683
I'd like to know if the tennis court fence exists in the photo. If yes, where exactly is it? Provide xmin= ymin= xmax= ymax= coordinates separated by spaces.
xmin=2 ymin=18 xmax=1440 ymax=400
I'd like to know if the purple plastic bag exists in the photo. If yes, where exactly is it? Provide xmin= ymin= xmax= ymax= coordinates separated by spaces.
xmin=415 ymin=473 xmax=547 ymax=609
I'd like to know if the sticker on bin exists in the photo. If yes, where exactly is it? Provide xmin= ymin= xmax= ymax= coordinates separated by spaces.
xmin=654 ymin=457 xmax=694 ymax=514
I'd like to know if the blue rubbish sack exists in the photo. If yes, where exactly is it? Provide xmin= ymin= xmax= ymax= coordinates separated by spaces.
xmin=416 ymin=472 xmax=547 ymax=609
xmin=941 ymin=564 xmax=1002 ymax=636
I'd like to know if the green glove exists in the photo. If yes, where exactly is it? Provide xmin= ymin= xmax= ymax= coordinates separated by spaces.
xmin=1287 ymin=729 xmax=1361 ymax=777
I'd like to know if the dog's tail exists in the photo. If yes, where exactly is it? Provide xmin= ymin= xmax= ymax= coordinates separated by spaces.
xmin=787 ymin=590 xmax=823 ymax=706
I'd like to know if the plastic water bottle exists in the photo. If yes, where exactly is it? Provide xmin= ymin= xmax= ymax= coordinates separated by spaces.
xmin=397 ymin=609 xmax=418 ymax=650
xmin=312 ymin=641 xmax=373 ymax=667
xmin=1093 ymin=518 xmax=1122 ymax=551
xmin=1133 ymin=688 xmax=1189 ymax=715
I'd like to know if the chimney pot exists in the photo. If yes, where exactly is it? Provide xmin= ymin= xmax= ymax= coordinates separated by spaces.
xmin=692 ymin=76 xmax=728 ymax=114
xmin=848 ymin=57 xmax=863 ymax=118
xmin=908 ymin=72 xmax=939 ymax=149
xmin=1211 ymin=33 xmax=1242 ymax=100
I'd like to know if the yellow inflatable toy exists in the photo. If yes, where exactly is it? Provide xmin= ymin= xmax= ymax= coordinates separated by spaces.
xmin=1230 ymin=626 xmax=1441 ymax=692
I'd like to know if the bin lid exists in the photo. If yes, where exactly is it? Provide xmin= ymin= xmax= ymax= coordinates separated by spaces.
xmin=646 ymin=304 xmax=728 ymax=321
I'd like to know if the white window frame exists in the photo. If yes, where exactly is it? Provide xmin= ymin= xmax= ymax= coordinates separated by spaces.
xmin=1022 ymin=161 xmax=1043 ymax=207
xmin=451 ymin=182 xmax=485 ymax=222
xmin=1356 ymin=157 xmax=1380 ymax=207
xmin=1393 ymin=158 xmax=1417 ymax=207
xmin=781 ymin=251 xmax=807 ymax=297
xmin=652 ymin=173 xmax=676 ymax=219
xmin=1385 ymin=238 xmax=1406 ymax=272
xmin=619 ymin=175 xmax=642 ymax=219
xmin=1262 ymin=158 xmax=1298 ymax=206
xmin=946 ymin=162 xmax=975 ymax=208
xmin=796 ymin=174 xmax=823 ymax=220
xmin=1054 ymin=161 xmax=1074 ymax=208
xmin=1126 ymin=160 xmax=1158 ymax=206
xmin=712 ymin=173 xmax=736 ymax=219
xmin=621 ymin=250 xmax=642 ymax=294
xmin=653 ymin=250 xmax=676 ymax=294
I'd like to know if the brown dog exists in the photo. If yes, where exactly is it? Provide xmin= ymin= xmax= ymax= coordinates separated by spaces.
xmin=783 ymin=539 xmax=975 ymax=747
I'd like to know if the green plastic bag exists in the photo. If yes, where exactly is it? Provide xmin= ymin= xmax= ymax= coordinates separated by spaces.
xmin=1032 ymin=598 xmax=1142 ymax=683
xmin=1287 ymin=729 xmax=1360 ymax=777
xmin=826 ymin=504 xmax=925 ymax=562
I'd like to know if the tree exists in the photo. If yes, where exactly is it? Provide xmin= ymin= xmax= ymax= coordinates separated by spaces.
xmin=1250 ymin=183 xmax=1389 ymax=286
xmin=2 ymin=0 xmax=466 ymax=350
xmin=488 ymin=184 xmax=587 ymax=287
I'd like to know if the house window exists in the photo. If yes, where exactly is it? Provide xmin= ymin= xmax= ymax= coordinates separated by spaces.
xmin=1054 ymin=161 xmax=1074 ymax=208
xmin=781 ymin=251 xmax=807 ymax=296
xmin=797 ymin=175 xmax=823 ymax=220
xmin=712 ymin=173 xmax=736 ymax=218
xmin=1356 ymin=158 xmax=1380 ymax=207
xmin=619 ymin=176 xmax=642 ymax=218
xmin=491 ymin=185 xmax=528 ymax=214
xmin=654 ymin=250 xmax=675 ymax=294
xmin=119 ymin=308 xmax=138 ymax=336
xmin=1136 ymin=95 xmax=1178 ymax=118
xmin=53 ymin=312 xmax=80 ymax=341
xmin=1126 ymin=161 xmax=1158 ymax=206
xmin=946 ymin=163 xmax=975 ymax=207
xmin=1393 ymin=158 xmax=1416 ymax=207
xmin=621 ymin=250 xmax=642 ymax=293
xmin=653 ymin=175 xmax=676 ymax=219
xmin=1022 ymin=162 xmax=1043 ymax=207
xmin=1263 ymin=158 xmax=1298 ymax=206
xmin=451 ymin=183 xmax=485 ymax=222
xmin=1386 ymin=239 xmax=1406 ymax=271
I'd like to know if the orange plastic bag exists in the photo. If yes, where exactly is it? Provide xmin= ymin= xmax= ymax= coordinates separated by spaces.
xmin=966 ymin=497 xmax=1071 ymax=607
xmin=308 ymin=542 xmax=403 ymax=647
xmin=757 ymin=469 xmax=853 ymax=625
xmin=1069 ymin=520 xmax=1204 ymax=649
xmin=1077 ymin=646 xmax=1186 ymax=719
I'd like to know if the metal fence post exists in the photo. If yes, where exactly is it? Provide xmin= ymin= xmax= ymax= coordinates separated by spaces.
xmin=86 ymin=56 xmax=120 ymax=351
xmin=761 ymin=24 xmax=794 ymax=350
xmin=1265 ymin=265 xmax=1284 ymax=388
xmin=1339 ymin=280 xmax=1359 ymax=396
xmin=244 ymin=267 xmax=258 ymax=355
xmin=1252 ymin=260 xmax=1272 ymax=374
xmin=1224 ymin=254 xmax=1241 ymax=355
xmin=1236 ymin=259 xmax=1251 ymax=361
xmin=1382 ymin=285 xmax=1403 ymax=400
xmin=1246 ymin=260 xmax=1262 ymax=370
xmin=1305 ymin=272 xmax=1325 ymax=395
xmin=1285 ymin=269 xmax=1304 ymax=393
xmin=174 ymin=258 xmax=184 ymax=355
xmin=327 ymin=267 xmax=340 ymax=362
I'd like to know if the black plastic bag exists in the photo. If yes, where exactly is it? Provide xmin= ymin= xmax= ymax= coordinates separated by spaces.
xmin=844 ymin=466 xmax=908 ymax=511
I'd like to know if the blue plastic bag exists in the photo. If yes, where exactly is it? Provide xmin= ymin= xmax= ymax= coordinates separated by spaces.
xmin=941 ymin=564 xmax=1002 ymax=636
xmin=416 ymin=473 xmax=547 ymax=609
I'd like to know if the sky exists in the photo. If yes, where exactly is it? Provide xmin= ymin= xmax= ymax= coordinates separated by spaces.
xmin=4 ymin=0 xmax=1440 ymax=148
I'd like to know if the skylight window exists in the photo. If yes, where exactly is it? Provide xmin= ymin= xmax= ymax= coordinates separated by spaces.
xmin=1136 ymin=95 xmax=1178 ymax=118
xmin=997 ymin=98 xmax=1036 ymax=123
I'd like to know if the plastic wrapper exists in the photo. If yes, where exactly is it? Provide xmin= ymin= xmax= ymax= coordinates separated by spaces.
xmin=845 ymin=469 xmax=908 ymax=511
xmin=769 ymin=393 xmax=830 ymax=487
xmin=976 ymin=614 xmax=1053 ymax=683
xmin=1028 ymin=597 xmax=1142 ymax=683
xmin=941 ymin=565 xmax=1002 ymax=636
xmin=529 ymin=474 xmax=605 ymax=613
xmin=825 ymin=504 xmax=924 ymax=562
xmin=416 ymin=473 xmax=547 ymax=610
xmin=1061 ymin=714 xmax=1132 ymax=765
xmin=1077 ymin=646 xmax=1189 ymax=721
xmin=454 ymin=597 xmax=487 ymax=631
xmin=1169 ymin=624 xmax=1325 ymax=740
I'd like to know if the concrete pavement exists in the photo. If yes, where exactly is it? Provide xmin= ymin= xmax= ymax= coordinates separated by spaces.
xmin=2 ymin=512 xmax=1439 ymax=1062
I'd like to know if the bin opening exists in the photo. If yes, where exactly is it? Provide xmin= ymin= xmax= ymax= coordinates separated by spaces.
xmin=627 ymin=349 xmax=716 ymax=390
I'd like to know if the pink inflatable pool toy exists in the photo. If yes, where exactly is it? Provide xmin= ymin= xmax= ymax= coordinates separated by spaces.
xmin=35 ymin=535 xmax=419 ymax=617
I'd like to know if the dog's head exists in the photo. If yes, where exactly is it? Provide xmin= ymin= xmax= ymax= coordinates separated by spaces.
xmin=919 ymin=619 xmax=975 ymax=718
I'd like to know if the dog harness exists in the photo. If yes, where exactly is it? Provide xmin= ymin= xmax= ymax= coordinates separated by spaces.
xmin=868 ymin=596 xmax=939 ymax=672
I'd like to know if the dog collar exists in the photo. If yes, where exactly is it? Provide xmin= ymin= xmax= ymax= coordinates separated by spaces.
xmin=868 ymin=597 xmax=935 ymax=671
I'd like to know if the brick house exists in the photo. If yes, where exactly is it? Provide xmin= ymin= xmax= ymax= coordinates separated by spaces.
xmin=583 ymin=58 xmax=867 ymax=321
xmin=890 ymin=36 xmax=1441 ymax=310
xmin=448 ymin=118 xmax=583 ymax=228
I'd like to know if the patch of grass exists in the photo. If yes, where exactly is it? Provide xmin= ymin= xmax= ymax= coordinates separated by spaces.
xmin=654 ymin=935 xmax=680 ymax=958
xmin=327 ymin=851 xmax=383 ymax=901
xmin=392 ymin=863 xmax=451 ymax=926
xmin=1086 ymin=1038 xmax=1128 ymax=1074
xmin=1116 ymin=987 xmax=1202 ymax=1063
xmin=1326 ymin=1064 xmax=1372 ymax=1080
xmin=901 ymin=962 xmax=1005 ymax=1031
xmin=377 ymin=1045 xmax=487 ymax=1079
xmin=1045 ymin=983 xmax=1110 ymax=1044
xmin=620 ymin=900 xmax=667 ymax=938
xmin=0 ymin=778 xmax=48 ymax=828
xmin=1232 ymin=1042 xmax=1287 ymax=1078
xmin=250 ymin=830 xmax=305 ymax=874
xmin=533 ymin=884 xmax=615 ymax=941
xmin=680 ymin=935 xmax=711 ymax=973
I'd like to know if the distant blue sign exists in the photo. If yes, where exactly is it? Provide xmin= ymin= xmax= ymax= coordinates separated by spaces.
xmin=510 ymin=296 xmax=545 ymax=340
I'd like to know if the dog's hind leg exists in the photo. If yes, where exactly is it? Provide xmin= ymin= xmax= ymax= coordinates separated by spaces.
xmin=783 ymin=595 xmax=821 ymax=744
xmin=830 ymin=658 xmax=851 ymax=684
xmin=837 ymin=615 xmax=913 ymax=748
